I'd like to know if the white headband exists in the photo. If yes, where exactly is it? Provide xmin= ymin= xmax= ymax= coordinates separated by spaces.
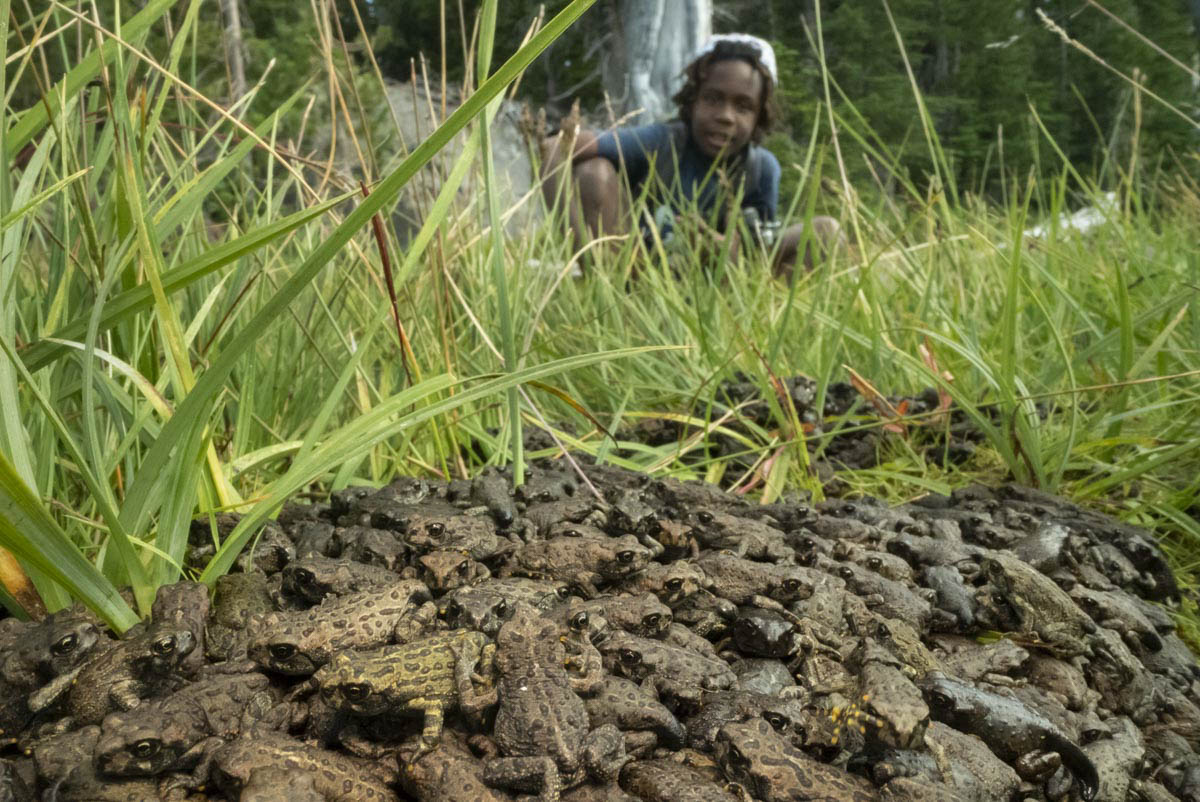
xmin=692 ymin=34 xmax=778 ymax=86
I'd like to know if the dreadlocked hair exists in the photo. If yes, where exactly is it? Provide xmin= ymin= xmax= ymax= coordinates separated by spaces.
xmin=671 ymin=40 xmax=780 ymax=144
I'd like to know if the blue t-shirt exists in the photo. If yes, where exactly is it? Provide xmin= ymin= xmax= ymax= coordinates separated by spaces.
xmin=593 ymin=121 xmax=781 ymax=224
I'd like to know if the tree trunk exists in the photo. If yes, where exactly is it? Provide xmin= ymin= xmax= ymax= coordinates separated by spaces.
xmin=605 ymin=0 xmax=712 ymax=124
xmin=220 ymin=0 xmax=247 ymax=103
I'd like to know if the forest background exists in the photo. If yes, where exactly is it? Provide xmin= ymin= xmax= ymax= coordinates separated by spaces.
xmin=15 ymin=0 xmax=1197 ymax=202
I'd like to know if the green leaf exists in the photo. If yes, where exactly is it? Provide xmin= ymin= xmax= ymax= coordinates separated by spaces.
xmin=20 ymin=195 xmax=346 ymax=373
xmin=118 ymin=0 xmax=600 ymax=546
xmin=201 ymin=345 xmax=676 ymax=582
xmin=5 ymin=0 xmax=177 ymax=159
xmin=0 ymin=451 xmax=138 ymax=632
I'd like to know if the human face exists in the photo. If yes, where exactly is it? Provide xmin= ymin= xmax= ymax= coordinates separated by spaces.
xmin=689 ymin=58 xmax=764 ymax=159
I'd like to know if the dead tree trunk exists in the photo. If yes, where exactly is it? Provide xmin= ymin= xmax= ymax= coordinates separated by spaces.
xmin=604 ymin=0 xmax=712 ymax=124
xmin=220 ymin=0 xmax=247 ymax=102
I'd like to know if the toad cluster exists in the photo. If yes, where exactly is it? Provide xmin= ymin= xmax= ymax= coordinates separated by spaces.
xmin=1 ymin=463 xmax=1198 ymax=802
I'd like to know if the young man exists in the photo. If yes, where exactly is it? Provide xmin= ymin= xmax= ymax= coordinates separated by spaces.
xmin=541 ymin=33 xmax=843 ymax=276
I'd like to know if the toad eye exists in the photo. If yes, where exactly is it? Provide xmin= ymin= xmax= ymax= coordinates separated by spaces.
xmin=563 ymin=529 xmax=582 ymax=538
xmin=837 ymin=567 xmax=855 ymax=581
xmin=928 ymin=690 xmax=953 ymax=709
xmin=442 ymin=601 xmax=462 ymax=620
xmin=342 ymin=683 xmax=371 ymax=703
xmin=618 ymin=649 xmax=641 ymax=665
xmin=763 ymin=712 xmax=787 ymax=731
xmin=617 ymin=550 xmax=636 ymax=564
xmin=866 ymin=557 xmax=883 ymax=571
xmin=51 ymin=633 xmax=78 ymax=656
xmin=726 ymin=744 xmax=751 ymax=770
xmin=294 ymin=568 xmax=316 ymax=587
xmin=969 ymin=516 xmax=985 ymax=527
xmin=697 ymin=511 xmax=714 ymax=525
xmin=494 ymin=599 xmax=508 ymax=617
xmin=151 ymin=636 xmax=177 ymax=656
xmin=426 ymin=522 xmax=445 ymax=537
xmin=782 ymin=578 xmax=802 ymax=594
xmin=665 ymin=578 xmax=684 ymax=592
xmin=130 ymin=739 xmax=161 ymax=759
xmin=569 ymin=612 xmax=589 ymax=631
xmin=799 ymin=538 xmax=818 ymax=552
xmin=456 ymin=560 xmax=471 ymax=574
xmin=841 ymin=505 xmax=856 ymax=516
xmin=269 ymin=643 xmax=297 ymax=661
xmin=555 ymin=586 xmax=572 ymax=601
xmin=538 ymin=491 xmax=554 ymax=503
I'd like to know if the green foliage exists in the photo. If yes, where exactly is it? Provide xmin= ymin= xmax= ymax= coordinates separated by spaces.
xmin=1 ymin=0 xmax=603 ymax=627
xmin=739 ymin=0 xmax=1198 ymax=201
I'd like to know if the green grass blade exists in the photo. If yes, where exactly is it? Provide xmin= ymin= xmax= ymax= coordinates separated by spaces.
xmin=119 ymin=0 xmax=599 ymax=537
xmin=20 ymin=195 xmax=346 ymax=373
xmin=200 ymin=345 xmax=676 ymax=582
xmin=0 ymin=451 xmax=138 ymax=631
xmin=5 ymin=0 xmax=176 ymax=158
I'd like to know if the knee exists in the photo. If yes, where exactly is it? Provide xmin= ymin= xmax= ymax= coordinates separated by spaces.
xmin=812 ymin=216 xmax=846 ymax=248
xmin=573 ymin=156 xmax=619 ymax=195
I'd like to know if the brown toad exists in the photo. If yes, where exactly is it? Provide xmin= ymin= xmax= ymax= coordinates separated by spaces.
xmin=94 ymin=672 xmax=288 ymax=781
xmin=279 ymin=555 xmax=398 ymax=605
xmin=619 ymin=758 xmax=744 ymax=801
xmin=598 ymin=632 xmax=737 ymax=714
xmin=979 ymin=552 xmax=1096 ymax=659
xmin=30 ymin=622 xmax=196 ymax=729
xmin=685 ymin=509 xmax=793 ymax=563
xmin=205 ymin=571 xmax=277 ymax=663
xmin=247 ymin=582 xmax=433 ymax=675
xmin=500 ymin=535 xmax=653 ymax=598
xmin=312 ymin=629 xmax=494 ymax=760
xmin=480 ymin=603 xmax=627 ymax=801
xmin=410 ymin=549 xmax=491 ymax=594
xmin=400 ymin=730 xmax=516 ymax=802
xmin=439 ymin=578 xmax=568 ymax=636
xmin=207 ymin=727 xmax=398 ymax=802
xmin=714 ymin=717 xmax=879 ymax=801
xmin=403 ymin=512 xmax=513 ymax=561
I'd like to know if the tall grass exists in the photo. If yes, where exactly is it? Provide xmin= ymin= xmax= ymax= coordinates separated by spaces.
xmin=3 ymin=0 xmax=1199 ymax=629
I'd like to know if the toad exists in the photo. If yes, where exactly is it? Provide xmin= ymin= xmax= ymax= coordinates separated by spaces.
xmin=978 ymin=552 xmax=1097 ymax=659
xmin=685 ymin=509 xmax=792 ymax=563
xmin=500 ymin=535 xmax=654 ymax=598
xmin=479 ymin=603 xmax=628 ymax=801
xmin=30 ymin=622 xmax=196 ymax=729
xmin=207 ymin=727 xmax=398 ymax=802
xmin=403 ymin=512 xmax=514 ymax=561
xmin=713 ymin=717 xmax=879 ymax=801
xmin=247 ymin=582 xmax=434 ymax=675
xmin=598 ymin=632 xmax=737 ymax=714
xmin=94 ymin=671 xmax=290 ymax=781
xmin=312 ymin=629 xmax=495 ymax=760
xmin=409 ymin=549 xmax=491 ymax=594
xmin=619 ymin=758 xmax=744 ymax=801
xmin=440 ymin=578 xmax=567 ymax=636
xmin=279 ymin=555 xmax=398 ymax=605
xmin=919 ymin=672 xmax=1099 ymax=800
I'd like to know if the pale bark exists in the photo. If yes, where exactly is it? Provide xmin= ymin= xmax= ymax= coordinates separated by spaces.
xmin=220 ymin=0 xmax=247 ymax=102
xmin=605 ymin=0 xmax=712 ymax=124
